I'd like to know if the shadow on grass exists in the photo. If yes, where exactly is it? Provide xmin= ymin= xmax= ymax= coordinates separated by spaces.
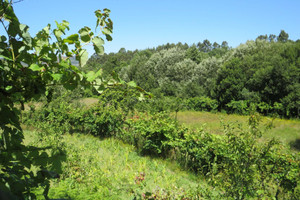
xmin=289 ymin=138 xmax=300 ymax=151
xmin=48 ymin=151 xmax=67 ymax=175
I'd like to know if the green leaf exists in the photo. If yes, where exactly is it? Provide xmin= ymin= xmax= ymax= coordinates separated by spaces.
xmin=43 ymin=24 xmax=51 ymax=34
xmin=78 ymin=27 xmax=92 ymax=42
xmin=51 ymin=73 xmax=63 ymax=81
xmin=0 ymin=36 xmax=7 ymax=42
xmin=86 ymin=71 xmax=95 ymax=82
xmin=92 ymin=36 xmax=105 ymax=55
xmin=59 ymin=60 xmax=69 ymax=69
xmin=94 ymin=79 xmax=105 ymax=92
xmin=85 ymin=69 xmax=102 ymax=82
xmin=105 ymin=34 xmax=113 ymax=41
xmin=54 ymin=29 xmax=63 ymax=40
xmin=29 ymin=64 xmax=41 ymax=71
xmin=5 ymin=86 xmax=12 ymax=91
xmin=127 ymin=81 xmax=137 ymax=88
xmin=78 ymin=49 xmax=89 ymax=67
xmin=0 ymin=55 xmax=13 ymax=61
xmin=63 ymin=34 xmax=79 ymax=44
xmin=19 ymin=24 xmax=32 ymax=45
xmin=102 ymin=27 xmax=112 ymax=35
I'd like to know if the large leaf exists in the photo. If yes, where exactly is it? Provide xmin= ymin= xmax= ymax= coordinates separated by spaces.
xmin=19 ymin=24 xmax=32 ymax=46
xmin=78 ymin=26 xmax=92 ymax=42
xmin=78 ymin=49 xmax=89 ymax=67
xmin=29 ymin=64 xmax=41 ymax=71
xmin=102 ymin=27 xmax=112 ymax=35
xmin=63 ymin=34 xmax=79 ymax=44
xmin=92 ymin=36 xmax=105 ymax=55
xmin=85 ymin=69 xmax=102 ymax=82
xmin=51 ymin=73 xmax=63 ymax=81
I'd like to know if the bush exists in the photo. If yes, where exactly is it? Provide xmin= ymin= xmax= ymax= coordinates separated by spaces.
xmin=177 ymin=129 xmax=225 ymax=174
xmin=177 ymin=113 xmax=300 ymax=199
xmin=123 ymin=112 xmax=186 ymax=157
xmin=72 ymin=104 xmax=125 ymax=137
xmin=225 ymin=100 xmax=250 ymax=115
xmin=184 ymin=96 xmax=218 ymax=112
xmin=23 ymin=95 xmax=125 ymax=138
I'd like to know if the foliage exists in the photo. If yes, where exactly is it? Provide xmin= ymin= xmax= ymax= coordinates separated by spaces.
xmin=117 ymin=41 xmax=230 ymax=99
xmin=23 ymin=95 xmax=125 ymax=139
xmin=226 ymin=100 xmax=250 ymax=115
xmin=22 ymin=92 xmax=300 ymax=199
xmin=0 ymin=1 xmax=115 ymax=198
xmin=90 ymin=30 xmax=300 ymax=118
xmin=184 ymin=96 xmax=218 ymax=112
xmin=176 ymin=113 xmax=300 ymax=199
xmin=123 ymin=112 xmax=186 ymax=157
xmin=214 ymin=39 xmax=300 ymax=118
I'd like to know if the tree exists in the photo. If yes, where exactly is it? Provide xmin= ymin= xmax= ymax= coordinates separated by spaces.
xmin=277 ymin=30 xmax=289 ymax=42
xmin=256 ymin=34 xmax=268 ymax=41
xmin=212 ymin=42 xmax=220 ymax=49
xmin=221 ymin=41 xmax=229 ymax=49
xmin=268 ymin=34 xmax=276 ymax=42
xmin=197 ymin=39 xmax=212 ymax=52
xmin=185 ymin=44 xmax=202 ymax=64
xmin=214 ymin=58 xmax=247 ymax=108
xmin=0 ymin=1 xmax=125 ymax=198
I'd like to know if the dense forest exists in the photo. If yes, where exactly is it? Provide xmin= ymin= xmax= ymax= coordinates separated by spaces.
xmin=85 ymin=31 xmax=300 ymax=118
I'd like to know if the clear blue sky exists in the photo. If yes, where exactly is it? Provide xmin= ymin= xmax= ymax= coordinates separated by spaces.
xmin=13 ymin=0 xmax=300 ymax=54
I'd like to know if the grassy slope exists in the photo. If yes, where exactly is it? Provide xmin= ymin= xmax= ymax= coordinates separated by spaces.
xmin=24 ymin=131 xmax=204 ymax=199
xmin=176 ymin=111 xmax=300 ymax=150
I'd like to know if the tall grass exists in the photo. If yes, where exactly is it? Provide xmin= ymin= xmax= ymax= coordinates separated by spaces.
xmin=24 ymin=131 xmax=204 ymax=199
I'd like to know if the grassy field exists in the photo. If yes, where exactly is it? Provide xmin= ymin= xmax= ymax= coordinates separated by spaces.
xmin=24 ymin=131 xmax=204 ymax=199
xmin=176 ymin=111 xmax=300 ymax=151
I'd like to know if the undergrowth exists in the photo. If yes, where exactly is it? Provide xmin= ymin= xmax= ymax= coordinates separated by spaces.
xmin=22 ymin=93 xmax=300 ymax=199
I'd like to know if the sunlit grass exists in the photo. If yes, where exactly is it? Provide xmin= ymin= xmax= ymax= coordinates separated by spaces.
xmin=176 ymin=111 xmax=300 ymax=150
xmin=24 ymin=131 xmax=203 ymax=199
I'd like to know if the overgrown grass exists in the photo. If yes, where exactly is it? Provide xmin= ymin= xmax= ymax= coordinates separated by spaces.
xmin=23 ymin=131 xmax=204 ymax=199
xmin=176 ymin=111 xmax=300 ymax=150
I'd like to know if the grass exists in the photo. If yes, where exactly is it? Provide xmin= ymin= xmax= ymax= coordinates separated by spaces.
xmin=176 ymin=111 xmax=300 ymax=150
xmin=24 ymin=131 xmax=204 ymax=199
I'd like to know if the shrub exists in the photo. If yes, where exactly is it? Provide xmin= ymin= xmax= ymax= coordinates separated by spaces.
xmin=184 ymin=96 xmax=218 ymax=112
xmin=123 ymin=112 xmax=186 ymax=157
xmin=225 ymin=100 xmax=250 ymax=115
xmin=177 ymin=129 xmax=225 ymax=174
xmin=23 ymin=96 xmax=125 ymax=138
xmin=177 ymin=113 xmax=300 ymax=199
xmin=73 ymin=104 xmax=125 ymax=137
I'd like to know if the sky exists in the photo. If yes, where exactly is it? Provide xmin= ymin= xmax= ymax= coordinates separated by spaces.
xmin=12 ymin=0 xmax=300 ymax=55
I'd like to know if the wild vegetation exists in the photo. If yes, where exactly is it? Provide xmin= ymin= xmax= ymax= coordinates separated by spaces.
xmin=20 ymin=92 xmax=299 ymax=199
xmin=1 ymin=1 xmax=300 ymax=199
xmin=86 ymin=29 xmax=300 ymax=119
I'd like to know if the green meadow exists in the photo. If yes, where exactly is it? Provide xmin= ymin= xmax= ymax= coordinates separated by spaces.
xmin=176 ymin=111 xmax=300 ymax=150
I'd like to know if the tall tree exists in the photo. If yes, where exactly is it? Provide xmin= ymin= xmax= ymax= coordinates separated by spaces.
xmin=277 ymin=30 xmax=289 ymax=42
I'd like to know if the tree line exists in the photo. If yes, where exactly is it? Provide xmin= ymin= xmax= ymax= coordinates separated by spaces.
xmin=85 ymin=30 xmax=300 ymax=118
